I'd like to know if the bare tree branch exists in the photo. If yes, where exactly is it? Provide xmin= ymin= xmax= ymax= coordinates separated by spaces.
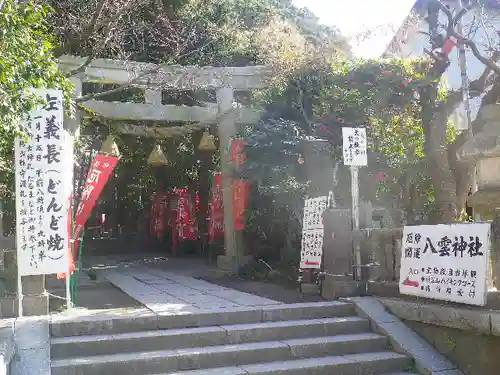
xmin=65 ymin=54 xmax=96 ymax=78
xmin=436 ymin=0 xmax=500 ymax=75
xmin=75 ymin=64 xmax=164 ymax=103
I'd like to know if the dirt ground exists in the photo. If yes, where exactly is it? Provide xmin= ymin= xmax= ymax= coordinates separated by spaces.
xmin=200 ymin=275 xmax=324 ymax=303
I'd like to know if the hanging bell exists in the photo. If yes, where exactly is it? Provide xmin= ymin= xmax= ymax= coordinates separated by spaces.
xmin=147 ymin=143 xmax=169 ymax=166
xmin=100 ymin=135 xmax=121 ymax=157
xmin=198 ymin=130 xmax=217 ymax=152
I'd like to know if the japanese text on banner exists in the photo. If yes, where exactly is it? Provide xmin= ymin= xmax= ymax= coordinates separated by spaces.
xmin=342 ymin=127 xmax=367 ymax=166
xmin=15 ymin=89 xmax=72 ymax=276
xmin=300 ymin=196 xmax=327 ymax=269
xmin=399 ymin=223 xmax=491 ymax=306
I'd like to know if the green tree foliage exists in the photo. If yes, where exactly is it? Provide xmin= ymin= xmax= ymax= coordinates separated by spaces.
xmin=0 ymin=0 xmax=70 ymax=172
xmin=250 ymin=55 xmax=450 ymax=226
xmin=42 ymin=0 xmax=348 ymax=235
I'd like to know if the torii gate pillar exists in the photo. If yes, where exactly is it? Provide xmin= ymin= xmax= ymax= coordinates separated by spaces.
xmin=216 ymin=87 xmax=249 ymax=273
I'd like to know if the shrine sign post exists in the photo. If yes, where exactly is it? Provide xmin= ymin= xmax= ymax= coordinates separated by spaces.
xmin=342 ymin=127 xmax=368 ymax=281
xmin=399 ymin=223 xmax=491 ymax=306
xmin=15 ymin=89 xmax=73 ymax=316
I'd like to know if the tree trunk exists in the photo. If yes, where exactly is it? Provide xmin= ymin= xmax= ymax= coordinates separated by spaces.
xmin=421 ymin=84 xmax=458 ymax=224
xmin=448 ymin=133 xmax=472 ymax=218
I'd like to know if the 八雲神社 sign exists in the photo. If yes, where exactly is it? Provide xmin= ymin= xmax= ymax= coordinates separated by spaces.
xmin=399 ymin=223 xmax=491 ymax=306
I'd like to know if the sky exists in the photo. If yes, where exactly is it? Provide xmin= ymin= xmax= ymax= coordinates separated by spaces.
xmin=292 ymin=0 xmax=418 ymax=58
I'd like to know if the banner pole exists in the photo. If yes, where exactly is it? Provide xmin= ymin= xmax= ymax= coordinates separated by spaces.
xmin=73 ymin=229 xmax=85 ymax=305
xmin=65 ymin=258 xmax=71 ymax=309
xmin=70 ymin=150 xmax=96 ymax=305
xmin=17 ymin=273 xmax=23 ymax=317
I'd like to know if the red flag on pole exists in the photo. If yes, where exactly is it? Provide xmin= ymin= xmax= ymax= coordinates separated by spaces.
xmin=58 ymin=153 xmax=119 ymax=279
xmin=73 ymin=154 xmax=120 ymax=242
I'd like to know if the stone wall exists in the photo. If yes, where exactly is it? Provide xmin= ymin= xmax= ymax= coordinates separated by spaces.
xmin=324 ymin=222 xmax=500 ymax=284
xmin=358 ymin=228 xmax=403 ymax=282
xmin=381 ymin=298 xmax=500 ymax=375
xmin=0 ymin=237 xmax=16 ymax=297
xmin=322 ymin=220 xmax=500 ymax=304
xmin=322 ymin=209 xmax=403 ymax=283
xmin=0 ymin=237 xmax=17 ymax=318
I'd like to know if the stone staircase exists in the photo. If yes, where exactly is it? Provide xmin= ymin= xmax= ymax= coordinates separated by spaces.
xmin=49 ymin=301 xmax=418 ymax=375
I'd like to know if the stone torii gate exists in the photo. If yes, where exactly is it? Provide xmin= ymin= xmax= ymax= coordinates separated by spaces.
xmin=60 ymin=55 xmax=272 ymax=274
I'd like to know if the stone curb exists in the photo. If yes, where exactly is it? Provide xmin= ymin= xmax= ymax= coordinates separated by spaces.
xmin=340 ymin=297 xmax=464 ymax=375
xmin=0 ymin=320 xmax=16 ymax=375
xmin=379 ymin=298 xmax=500 ymax=336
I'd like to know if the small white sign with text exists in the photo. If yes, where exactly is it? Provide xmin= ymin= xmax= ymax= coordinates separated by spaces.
xmin=342 ymin=127 xmax=367 ymax=166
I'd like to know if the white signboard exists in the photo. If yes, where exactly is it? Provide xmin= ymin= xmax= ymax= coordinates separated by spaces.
xmin=399 ymin=223 xmax=491 ymax=306
xmin=300 ymin=228 xmax=324 ymax=269
xmin=303 ymin=196 xmax=328 ymax=230
xmin=300 ymin=196 xmax=327 ymax=269
xmin=15 ymin=89 xmax=72 ymax=276
xmin=342 ymin=127 xmax=367 ymax=166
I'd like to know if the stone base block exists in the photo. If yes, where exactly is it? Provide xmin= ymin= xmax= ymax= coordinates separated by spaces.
xmin=300 ymin=283 xmax=319 ymax=295
xmin=22 ymin=275 xmax=45 ymax=295
xmin=0 ymin=297 xmax=16 ymax=318
xmin=322 ymin=275 xmax=365 ymax=299
xmin=216 ymin=255 xmax=253 ymax=275
xmin=22 ymin=294 xmax=49 ymax=317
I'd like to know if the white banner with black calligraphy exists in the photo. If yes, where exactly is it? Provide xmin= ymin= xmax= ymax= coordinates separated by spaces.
xmin=300 ymin=196 xmax=327 ymax=269
xmin=399 ymin=223 xmax=491 ymax=306
xmin=342 ymin=127 xmax=367 ymax=166
xmin=15 ymin=89 xmax=72 ymax=276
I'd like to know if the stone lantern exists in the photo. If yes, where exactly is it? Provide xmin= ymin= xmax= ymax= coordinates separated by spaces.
xmin=458 ymin=104 xmax=500 ymax=220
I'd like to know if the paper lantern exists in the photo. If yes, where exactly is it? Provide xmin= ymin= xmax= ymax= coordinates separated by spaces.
xmin=198 ymin=131 xmax=217 ymax=151
xmin=147 ymin=144 xmax=168 ymax=166
xmin=100 ymin=135 xmax=120 ymax=157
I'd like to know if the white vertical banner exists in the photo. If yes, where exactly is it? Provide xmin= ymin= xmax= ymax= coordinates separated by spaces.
xmin=15 ymin=89 xmax=72 ymax=276
xmin=300 ymin=196 xmax=327 ymax=269
xmin=399 ymin=223 xmax=491 ymax=306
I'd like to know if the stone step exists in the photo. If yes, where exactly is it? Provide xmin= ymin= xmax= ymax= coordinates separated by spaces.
xmin=51 ymin=316 xmax=369 ymax=359
xmin=50 ymin=301 xmax=355 ymax=337
xmin=150 ymin=352 xmax=412 ymax=375
xmin=50 ymin=333 xmax=391 ymax=375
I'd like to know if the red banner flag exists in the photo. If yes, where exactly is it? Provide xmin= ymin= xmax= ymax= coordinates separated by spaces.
xmin=230 ymin=140 xmax=247 ymax=167
xmin=150 ymin=192 xmax=169 ymax=238
xmin=442 ymin=37 xmax=457 ymax=57
xmin=232 ymin=179 xmax=250 ymax=231
xmin=209 ymin=173 xmax=224 ymax=242
xmin=73 ymin=154 xmax=120 ymax=241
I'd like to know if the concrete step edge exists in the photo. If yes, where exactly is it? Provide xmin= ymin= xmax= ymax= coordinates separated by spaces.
xmin=50 ymin=301 xmax=356 ymax=337
xmin=146 ymin=352 xmax=412 ymax=375
xmin=51 ymin=316 xmax=368 ymax=345
xmin=50 ymin=333 xmax=390 ymax=369
xmin=51 ymin=317 xmax=373 ymax=360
